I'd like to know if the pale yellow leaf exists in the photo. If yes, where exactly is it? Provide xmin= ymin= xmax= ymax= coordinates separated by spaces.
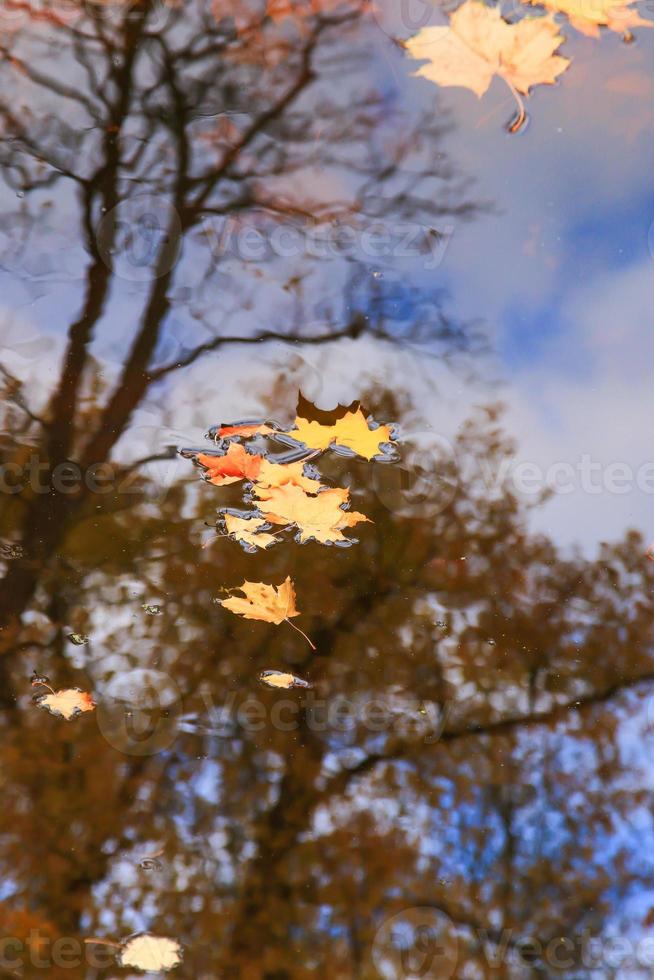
xmin=224 ymin=513 xmax=277 ymax=549
xmin=525 ymin=0 xmax=652 ymax=36
xmin=405 ymin=1 xmax=570 ymax=126
xmin=118 ymin=934 xmax=182 ymax=972
xmin=35 ymin=688 xmax=96 ymax=722
xmin=259 ymin=670 xmax=312 ymax=689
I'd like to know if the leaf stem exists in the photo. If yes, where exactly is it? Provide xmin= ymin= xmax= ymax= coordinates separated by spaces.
xmin=285 ymin=617 xmax=316 ymax=650
xmin=32 ymin=681 xmax=55 ymax=695
xmin=503 ymin=76 xmax=526 ymax=134
xmin=83 ymin=938 xmax=122 ymax=950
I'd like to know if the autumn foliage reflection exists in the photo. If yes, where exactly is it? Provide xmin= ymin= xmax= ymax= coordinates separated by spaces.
xmin=0 ymin=2 xmax=652 ymax=979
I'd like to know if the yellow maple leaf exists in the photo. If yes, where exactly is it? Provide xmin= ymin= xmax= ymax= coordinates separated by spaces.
xmin=254 ymin=483 xmax=370 ymax=544
xmin=220 ymin=576 xmax=314 ymax=647
xmin=255 ymin=458 xmax=322 ymax=493
xmin=223 ymin=513 xmax=277 ymax=550
xmin=282 ymin=406 xmax=393 ymax=460
xmin=405 ymin=1 xmax=570 ymax=132
xmin=524 ymin=0 xmax=651 ymax=36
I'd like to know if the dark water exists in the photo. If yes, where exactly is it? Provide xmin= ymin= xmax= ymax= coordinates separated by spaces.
xmin=1 ymin=0 xmax=654 ymax=977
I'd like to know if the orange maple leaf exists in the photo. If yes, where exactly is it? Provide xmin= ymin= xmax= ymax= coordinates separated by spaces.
xmin=196 ymin=445 xmax=321 ymax=492
xmin=197 ymin=444 xmax=263 ymax=486
xmin=215 ymin=422 xmax=273 ymax=440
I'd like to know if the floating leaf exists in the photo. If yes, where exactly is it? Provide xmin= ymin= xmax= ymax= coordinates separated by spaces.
xmin=282 ymin=404 xmax=394 ymax=460
xmin=196 ymin=446 xmax=320 ymax=492
xmin=259 ymin=670 xmax=312 ymax=689
xmin=34 ymin=687 xmax=96 ymax=721
xmin=1 ymin=543 xmax=24 ymax=559
xmin=255 ymin=458 xmax=322 ymax=493
xmin=139 ymin=856 xmax=164 ymax=871
xmin=117 ymin=934 xmax=182 ymax=973
xmin=254 ymin=483 xmax=370 ymax=544
xmin=67 ymin=632 xmax=89 ymax=646
xmin=405 ymin=1 xmax=570 ymax=132
xmin=524 ymin=0 xmax=652 ymax=36
xmin=223 ymin=513 xmax=277 ymax=550
xmin=142 ymin=603 xmax=161 ymax=616
xmin=220 ymin=576 xmax=314 ymax=648
xmin=221 ymin=576 xmax=299 ymax=624
xmin=197 ymin=443 xmax=263 ymax=486
xmin=215 ymin=421 xmax=273 ymax=440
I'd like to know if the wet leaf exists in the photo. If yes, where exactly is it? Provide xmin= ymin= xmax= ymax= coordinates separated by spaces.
xmin=255 ymin=458 xmax=322 ymax=493
xmin=196 ymin=446 xmax=320 ymax=492
xmin=259 ymin=669 xmax=312 ymax=689
xmin=524 ymin=0 xmax=652 ymax=36
xmin=142 ymin=603 xmax=161 ymax=616
xmin=215 ymin=421 xmax=273 ymax=440
xmin=282 ymin=404 xmax=394 ymax=459
xmin=220 ymin=576 xmax=315 ymax=647
xmin=34 ymin=687 xmax=96 ymax=721
xmin=220 ymin=576 xmax=299 ymax=625
xmin=405 ymin=1 xmax=570 ymax=132
xmin=197 ymin=443 xmax=263 ymax=486
xmin=223 ymin=513 xmax=277 ymax=550
xmin=117 ymin=933 xmax=182 ymax=972
xmin=67 ymin=632 xmax=89 ymax=646
xmin=254 ymin=483 xmax=370 ymax=544
xmin=139 ymin=856 xmax=164 ymax=871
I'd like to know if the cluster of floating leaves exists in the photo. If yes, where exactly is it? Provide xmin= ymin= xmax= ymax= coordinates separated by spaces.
xmin=31 ymin=599 xmax=168 ymax=725
xmin=182 ymin=396 xmax=399 ymax=680
xmin=404 ymin=0 xmax=652 ymax=133
xmin=184 ymin=396 xmax=396 ymax=553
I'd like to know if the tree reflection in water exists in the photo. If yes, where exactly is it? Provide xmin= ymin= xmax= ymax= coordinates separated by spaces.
xmin=0 ymin=2 xmax=651 ymax=979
